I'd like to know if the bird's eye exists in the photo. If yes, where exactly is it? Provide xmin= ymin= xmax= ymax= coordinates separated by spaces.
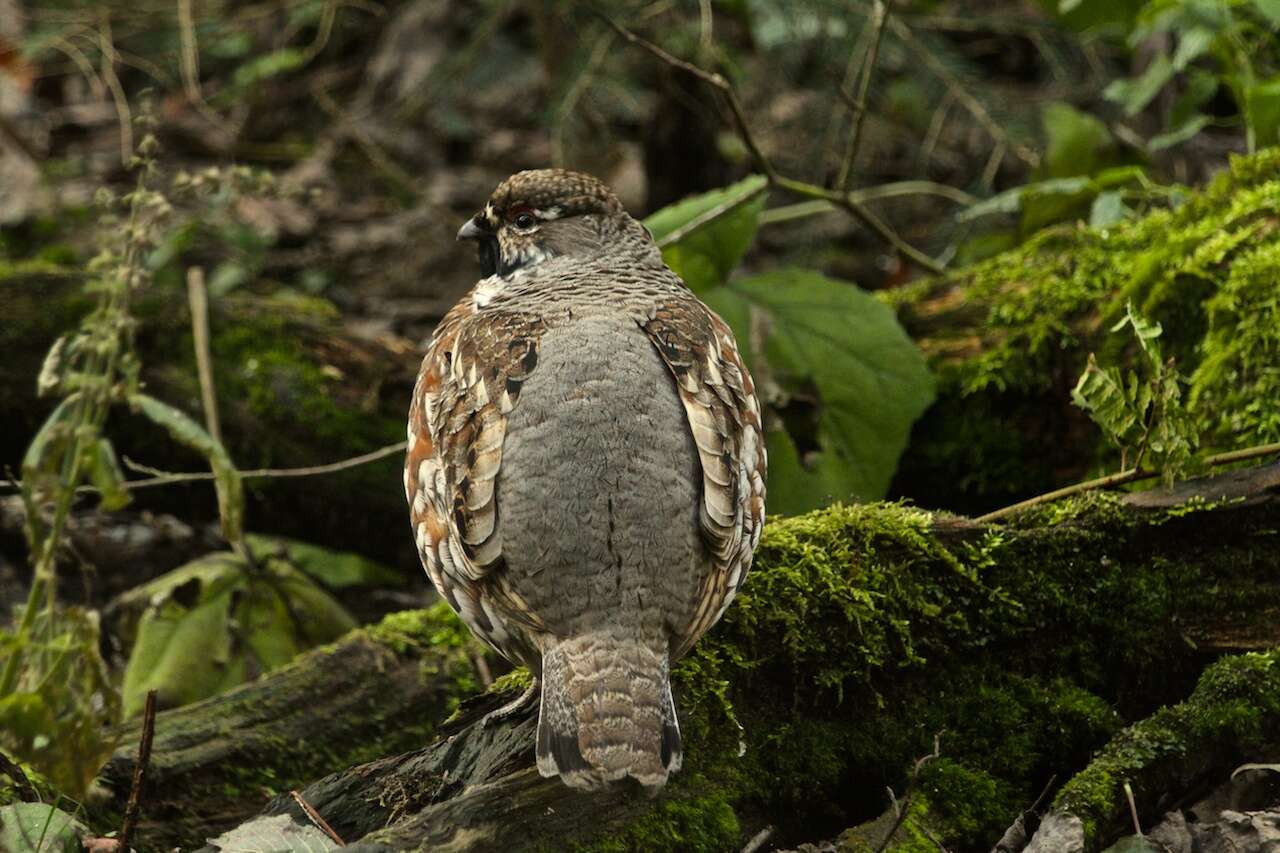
xmin=513 ymin=211 xmax=537 ymax=230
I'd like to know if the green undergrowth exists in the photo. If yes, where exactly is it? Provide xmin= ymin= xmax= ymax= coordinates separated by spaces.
xmin=890 ymin=147 xmax=1280 ymax=510
xmin=574 ymin=496 xmax=1280 ymax=852
xmin=1054 ymin=649 xmax=1280 ymax=848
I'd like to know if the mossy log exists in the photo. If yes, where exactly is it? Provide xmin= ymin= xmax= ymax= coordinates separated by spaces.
xmin=98 ymin=464 xmax=1280 ymax=852
xmin=1026 ymin=648 xmax=1280 ymax=853
xmin=2 ymin=268 xmax=420 ymax=568
xmin=887 ymin=148 xmax=1280 ymax=514
xmin=91 ymin=607 xmax=486 ymax=848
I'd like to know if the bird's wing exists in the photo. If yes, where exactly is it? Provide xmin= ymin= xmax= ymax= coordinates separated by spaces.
xmin=406 ymin=297 xmax=548 ymax=659
xmin=639 ymin=295 xmax=767 ymax=658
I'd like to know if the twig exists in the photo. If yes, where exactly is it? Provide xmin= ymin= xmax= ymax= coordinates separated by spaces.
xmin=472 ymin=653 xmax=494 ymax=688
xmin=176 ymin=0 xmax=202 ymax=107
xmin=1123 ymin=781 xmax=1142 ymax=836
xmin=656 ymin=182 xmax=769 ymax=248
xmin=837 ymin=0 xmax=887 ymax=192
xmin=118 ymin=689 xmax=158 ymax=853
xmin=758 ymin=181 xmax=978 ymax=226
xmin=0 ymin=751 xmax=39 ymax=802
xmin=887 ymin=16 xmax=1040 ymax=168
xmin=602 ymin=15 xmax=777 ymax=182
xmin=876 ymin=733 xmax=942 ymax=853
xmin=740 ymin=826 xmax=774 ymax=853
xmin=0 ymin=441 xmax=410 ymax=495
xmin=186 ymin=268 xmax=222 ymax=447
xmin=775 ymin=176 xmax=946 ymax=274
xmin=291 ymin=790 xmax=346 ymax=846
xmin=975 ymin=441 xmax=1280 ymax=523
xmin=97 ymin=11 xmax=133 ymax=167
xmin=606 ymin=13 xmax=946 ymax=273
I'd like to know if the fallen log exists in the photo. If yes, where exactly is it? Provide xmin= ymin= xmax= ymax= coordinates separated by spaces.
xmin=97 ymin=462 xmax=1280 ymax=852
xmin=92 ymin=606 xmax=491 ymax=848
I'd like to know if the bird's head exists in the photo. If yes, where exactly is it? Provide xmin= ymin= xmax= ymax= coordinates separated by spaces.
xmin=457 ymin=169 xmax=648 ymax=278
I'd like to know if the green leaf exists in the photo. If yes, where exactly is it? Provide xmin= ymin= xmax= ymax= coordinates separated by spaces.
xmin=1089 ymin=191 xmax=1129 ymax=227
xmin=0 ymin=803 xmax=88 ymax=853
xmin=643 ymin=176 xmax=768 ymax=293
xmin=1041 ymin=102 xmax=1115 ymax=178
xmin=230 ymin=48 xmax=307 ymax=91
xmin=131 ymin=393 xmax=243 ymax=545
xmin=709 ymin=269 xmax=935 ymax=513
xmin=1171 ymin=26 xmax=1214 ymax=70
xmin=1149 ymin=114 xmax=1213 ymax=151
xmin=958 ymin=177 xmax=1095 ymax=223
xmin=1245 ymin=78 xmax=1280 ymax=148
xmin=1250 ymin=0 xmax=1280 ymax=27
xmin=1104 ymin=52 xmax=1175 ymax=116
xmin=121 ymin=552 xmax=357 ymax=717
xmin=1111 ymin=300 xmax=1164 ymax=363
xmin=86 ymin=438 xmax=131 ymax=511
xmin=245 ymin=535 xmax=404 ymax=589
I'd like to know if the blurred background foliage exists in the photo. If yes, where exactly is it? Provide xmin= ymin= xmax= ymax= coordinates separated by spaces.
xmin=0 ymin=0 xmax=1278 ymax=830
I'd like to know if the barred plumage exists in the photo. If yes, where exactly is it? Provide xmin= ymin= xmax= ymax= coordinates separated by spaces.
xmin=405 ymin=169 xmax=766 ymax=790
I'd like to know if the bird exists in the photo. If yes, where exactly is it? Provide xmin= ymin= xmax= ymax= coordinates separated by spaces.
xmin=404 ymin=168 xmax=766 ymax=791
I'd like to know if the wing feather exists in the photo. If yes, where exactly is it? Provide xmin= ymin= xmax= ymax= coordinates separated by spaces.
xmin=406 ymin=296 xmax=547 ymax=663
xmin=639 ymin=298 xmax=767 ymax=659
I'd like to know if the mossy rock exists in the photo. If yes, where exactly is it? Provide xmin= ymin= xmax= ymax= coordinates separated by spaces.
xmin=889 ymin=147 xmax=1280 ymax=514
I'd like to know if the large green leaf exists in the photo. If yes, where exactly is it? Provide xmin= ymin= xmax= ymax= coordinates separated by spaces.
xmin=121 ymin=551 xmax=356 ymax=717
xmin=0 ymin=803 xmax=87 ymax=853
xmin=644 ymin=175 xmax=768 ymax=293
xmin=708 ymin=269 xmax=936 ymax=514
xmin=131 ymin=393 xmax=244 ymax=544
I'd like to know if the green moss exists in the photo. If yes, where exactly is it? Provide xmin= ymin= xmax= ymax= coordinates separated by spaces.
xmin=890 ymin=147 xmax=1280 ymax=510
xmin=579 ymin=493 xmax=1273 ymax=851
xmin=1054 ymin=650 xmax=1280 ymax=845
xmin=575 ymin=784 xmax=741 ymax=853
xmin=364 ymin=601 xmax=475 ymax=655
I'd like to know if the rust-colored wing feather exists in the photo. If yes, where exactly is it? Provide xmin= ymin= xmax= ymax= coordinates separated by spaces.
xmin=639 ymin=297 xmax=767 ymax=659
xmin=406 ymin=298 xmax=546 ymax=662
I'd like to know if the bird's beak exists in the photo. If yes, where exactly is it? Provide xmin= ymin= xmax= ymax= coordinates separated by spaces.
xmin=457 ymin=216 xmax=486 ymax=241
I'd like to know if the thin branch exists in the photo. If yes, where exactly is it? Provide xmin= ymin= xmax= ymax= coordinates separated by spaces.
xmin=97 ymin=12 xmax=133 ymax=167
xmin=291 ymin=790 xmax=346 ymax=846
xmin=1124 ymin=781 xmax=1143 ymax=837
xmin=740 ymin=826 xmax=774 ymax=853
xmin=606 ymin=14 xmax=945 ymax=273
xmin=186 ymin=267 xmax=222 ymax=447
xmin=838 ymin=0 xmax=887 ymax=192
xmin=975 ymin=441 xmax=1280 ymax=523
xmin=0 ymin=441 xmax=409 ymax=495
xmin=121 ymin=440 xmax=410 ymax=486
xmin=875 ymin=733 xmax=942 ymax=853
xmin=602 ymin=14 xmax=777 ymax=182
xmin=775 ymin=176 xmax=945 ymax=274
xmin=176 ymin=0 xmax=203 ymax=106
xmin=887 ymin=16 xmax=1040 ymax=168
xmin=118 ymin=689 xmax=158 ymax=853
xmin=759 ymin=181 xmax=979 ymax=226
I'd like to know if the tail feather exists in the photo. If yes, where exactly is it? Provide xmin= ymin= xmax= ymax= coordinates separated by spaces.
xmin=537 ymin=634 xmax=681 ymax=790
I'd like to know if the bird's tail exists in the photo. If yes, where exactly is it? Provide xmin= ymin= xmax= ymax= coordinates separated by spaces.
xmin=536 ymin=633 xmax=681 ymax=790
